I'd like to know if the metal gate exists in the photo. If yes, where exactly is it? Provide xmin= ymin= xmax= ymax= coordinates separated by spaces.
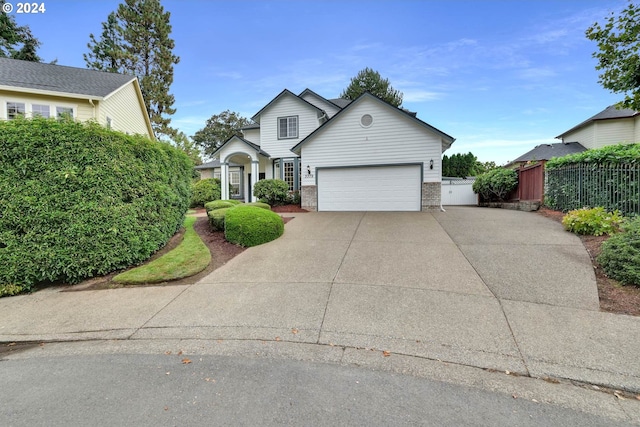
xmin=441 ymin=177 xmax=477 ymax=205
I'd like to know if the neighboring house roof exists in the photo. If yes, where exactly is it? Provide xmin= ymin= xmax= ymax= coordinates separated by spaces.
xmin=298 ymin=88 xmax=345 ymax=110
xmin=195 ymin=160 xmax=242 ymax=170
xmin=210 ymin=135 xmax=270 ymax=160
xmin=251 ymin=89 xmax=324 ymax=123
xmin=0 ymin=57 xmax=136 ymax=99
xmin=328 ymin=98 xmax=352 ymax=108
xmin=556 ymin=105 xmax=640 ymax=139
xmin=241 ymin=122 xmax=260 ymax=130
xmin=510 ymin=142 xmax=586 ymax=164
xmin=291 ymin=91 xmax=455 ymax=155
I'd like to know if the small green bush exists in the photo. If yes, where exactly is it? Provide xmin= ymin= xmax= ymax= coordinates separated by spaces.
xmin=472 ymin=168 xmax=518 ymax=202
xmin=190 ymin=178 xmax=221 ymax=208
xmin=208 ymin=207 xmax=230 ymax=231
xmin=253 ymin=179 xmax=290 ymax=206
xmin=245 ymin=202 xmax=271 ymax=210
xmin=561 ymin=207 xmax=624 ymax=236
xmin=598 ymin=217 xmax=640 ymax=286
xmin=224 ymin=205 xmax=284 ymax=247
xmin=205 ymin=200 xmax=238 ymax=212
xmin=0 ymin=284 xmax=25 ymax=298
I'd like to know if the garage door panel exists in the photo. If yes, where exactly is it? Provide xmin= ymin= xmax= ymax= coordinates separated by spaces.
xmin=318 ymin=165 xmax=421 ymax=211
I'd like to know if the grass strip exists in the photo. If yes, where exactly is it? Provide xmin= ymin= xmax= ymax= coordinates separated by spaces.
xmin=113 ymin=216 xmax=211 ymax=284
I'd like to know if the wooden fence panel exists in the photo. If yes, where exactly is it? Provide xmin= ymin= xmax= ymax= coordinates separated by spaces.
xmin=517 ymin=163 xmax=544 ymax=201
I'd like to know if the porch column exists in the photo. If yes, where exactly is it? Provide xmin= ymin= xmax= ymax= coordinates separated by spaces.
xmin=250 ymin=160 xmax=259 ymax=201
xmin=220 ymin=162 xmax=229 ymax=200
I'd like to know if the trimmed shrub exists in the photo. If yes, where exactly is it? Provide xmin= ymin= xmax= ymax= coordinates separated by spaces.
xmin=208 ymin=207 xmax=230 ymax=231
xmin=253 ymin=179 xmax=290 ymax=205
xmin=190 ymin=178 xmax=221 ymax=208
xmin=245 ymin=202 xmax=271 ymax=210
xmin=598 ymin=217 xmax=640 ymax=286
xmin=0 ymin=284 xmax=25 ymax=298
xmin=224 ymin=205 xmax=284 ymax=247
xmin=472 ymin=168 xmax=518 ymax=202
xmin=205 ymin=200 xmax=238 ymax=213
xmin=561 ymin=207 xmax=624 ymax=236
xmin=0 ymin=118 xmax=192 ymax=290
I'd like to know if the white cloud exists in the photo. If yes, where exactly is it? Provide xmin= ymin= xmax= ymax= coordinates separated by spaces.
xmin=402 ymin=90 xmax=443 ymax=102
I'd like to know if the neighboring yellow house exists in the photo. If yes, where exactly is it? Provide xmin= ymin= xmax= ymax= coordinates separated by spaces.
xmin=0 ymin=57 xmax=154 ymax=139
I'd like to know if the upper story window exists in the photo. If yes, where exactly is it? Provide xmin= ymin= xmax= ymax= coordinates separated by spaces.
xmin=7 ymin=102 xmax=25 ymax=119
xmin=278 ymin=116 xmax=298 ymax=139
xmin=32 ymin=104 xmax=50 ymax=118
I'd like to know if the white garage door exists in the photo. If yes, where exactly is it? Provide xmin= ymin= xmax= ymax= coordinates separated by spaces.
xmin=317 ymin=165 xmax=421 ymax=211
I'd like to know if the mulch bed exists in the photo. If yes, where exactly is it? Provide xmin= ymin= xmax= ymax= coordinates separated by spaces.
xmin=537 ymin=207 xmax=640 ymax=316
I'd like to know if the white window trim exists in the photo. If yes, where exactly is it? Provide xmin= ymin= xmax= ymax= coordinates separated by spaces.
xmin=1 ymin=98 xmax=78 ymax=120
xmin=277 ymin=115 xmax=298 ymax=139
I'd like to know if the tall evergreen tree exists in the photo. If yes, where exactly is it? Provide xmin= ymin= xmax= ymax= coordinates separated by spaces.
xmin=0 ymin=1 xmax=41 ymax=61
xmin=340 ymin=67 xmax=403 ymax=107
xmin=85 ymin=0 xmax=180 ymax=139
xmin=84 ymin=12 xmax=128 ymax=73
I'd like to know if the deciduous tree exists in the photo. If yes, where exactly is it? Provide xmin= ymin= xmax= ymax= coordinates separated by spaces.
xmin=586 ymin=1 xmax=640 ymax=110
xmin=192 ymin=110 xmax=250 ymax=158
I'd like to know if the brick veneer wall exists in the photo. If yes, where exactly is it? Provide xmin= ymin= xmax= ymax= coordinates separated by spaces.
xmin=301 ymin=185 xmax=317 ymax=211
xmin=421 ymin=182 xmax=441 ymax=211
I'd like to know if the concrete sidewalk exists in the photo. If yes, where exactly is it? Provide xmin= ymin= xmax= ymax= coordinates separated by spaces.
xmin=1 ymin=208 xmax=639 ymax=398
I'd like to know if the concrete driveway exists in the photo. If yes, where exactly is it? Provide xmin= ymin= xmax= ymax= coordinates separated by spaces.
xmin=2 ymin=207 xmax=640 ymax=396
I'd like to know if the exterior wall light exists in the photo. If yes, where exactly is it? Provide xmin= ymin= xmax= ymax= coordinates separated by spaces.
xmin=429 ymin=159 xmax=434 ymax=170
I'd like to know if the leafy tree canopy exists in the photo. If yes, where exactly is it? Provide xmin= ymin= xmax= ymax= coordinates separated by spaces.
xmin=85 ymin=0 xmax=180 ymax=139
xmin=340 ymin=67 xmax=403 ymax=107
xmin=192 ymin=110 xmax=250 ymax=158
xmin=0 ymin=1 xmax=41 ymax=61
xmin=168 ymin=131 xmax=202 ymax=166
xmin=586 ymin=1 xmax=640 ymax=110
xmin=442 ymin=152 xmax=484 ymax=177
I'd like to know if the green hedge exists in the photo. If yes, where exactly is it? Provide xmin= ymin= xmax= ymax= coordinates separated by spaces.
xmin=546 ymin=143 xmax=640 ymax=169
xmin=208 ymin=207 xmax=230 ymax=231
xmin=224 ymin=205 xmax=284 ymax=247
xmin=561 ymin=207 xmax=624 ymax=236
xmin=0 ymin=118 xmax=192 ymax=289
xmin=244 ymin=202 xmax=271 ymax=210
xmin=190 ymin=178 xmax=221 ymax=208
xmin=598 ymin=217 xmax=640 ymax=286
xmin=205 ymin=200 xmax=239 ymax=212
xmin=472 ymin=168 xmax=518 ymax=202
xmin=253 ymin=179 xmax=290 ymax=205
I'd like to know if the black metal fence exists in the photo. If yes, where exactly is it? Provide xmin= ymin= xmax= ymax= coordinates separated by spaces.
xmin=545 ymin=163 xmax=640 ymax=216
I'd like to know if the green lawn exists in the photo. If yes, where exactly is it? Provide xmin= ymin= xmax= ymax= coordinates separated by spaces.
xmin=113 ymin=215 xmax=211 ymax=284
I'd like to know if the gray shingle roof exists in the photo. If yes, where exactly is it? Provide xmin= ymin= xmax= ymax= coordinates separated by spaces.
xmin=557 ymin=105 xmax=639 ymax=138
xmin=0 ymin=57 xmax=136 ymax=98
xmin=511 ymin=142 xmax=586 ymax=163
xmin=328 ymin=98 xmax=351 ymax=108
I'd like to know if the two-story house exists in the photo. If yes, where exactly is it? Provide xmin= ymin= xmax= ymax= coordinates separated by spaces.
xmin=556 ymin=105 xmax=640 ymax=149
xmin=198 ymin=88 xmax=455 ymax=211
xmin=0 ymin=57 xmax=154 ymax=139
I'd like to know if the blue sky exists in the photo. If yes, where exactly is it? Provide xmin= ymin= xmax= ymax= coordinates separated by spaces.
xmin=13 ymin=0 xmax=627 ymax=164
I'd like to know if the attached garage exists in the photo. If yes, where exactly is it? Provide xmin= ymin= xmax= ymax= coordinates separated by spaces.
xmin=317 ymin=164 xmax=422 ymax=211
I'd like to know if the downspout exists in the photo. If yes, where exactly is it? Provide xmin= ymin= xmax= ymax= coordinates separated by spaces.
xmin=88 ymin=99 xmax=96 ymax=120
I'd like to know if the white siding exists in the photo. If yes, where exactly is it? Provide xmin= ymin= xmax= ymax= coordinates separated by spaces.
xmin=218 ymin=137 xmax=259 ymax=162
xmin=563 ymin=125 xmax=595 ymax=149
xmin=259 ymin=94 xmax=320 ymax=158
xmin=300 ymin=92 xmax=341 ymax=118
xmin=100 ymin=82 xmax=151 ymax=137
xmin=300 ymin=96 xmax=442 ymax=183
xmin=242 ymin=128 xmax=260 ymax=144
xmin=593 ymin=120 xmax=634 ymax=147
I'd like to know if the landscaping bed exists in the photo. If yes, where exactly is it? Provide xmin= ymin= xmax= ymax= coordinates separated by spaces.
xmin=537 ymin=207 xmax=640 ymax=316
